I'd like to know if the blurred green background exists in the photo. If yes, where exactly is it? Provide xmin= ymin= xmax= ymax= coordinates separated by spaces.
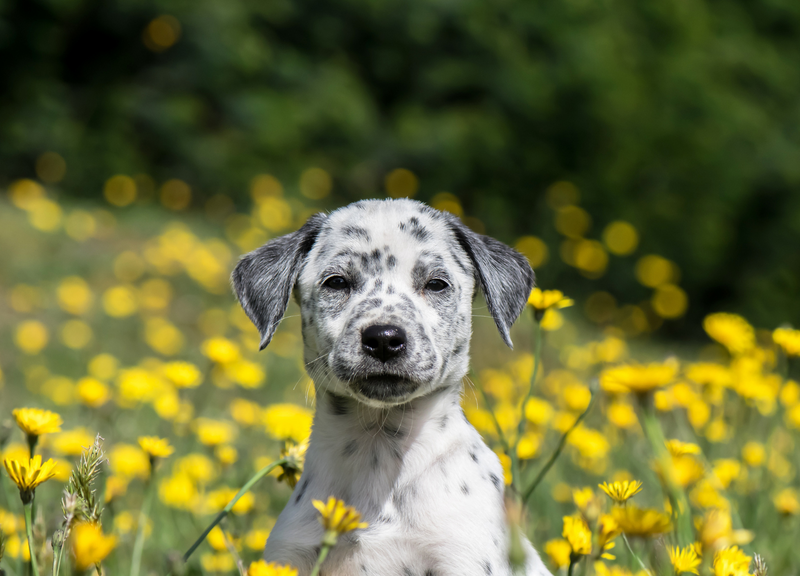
xmin=2 ymin=0 xmax=800 ymax=337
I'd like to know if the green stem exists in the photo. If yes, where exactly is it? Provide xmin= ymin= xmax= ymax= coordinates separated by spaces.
xmin=511 ymin=318 xmax=543 ymax=493
xmin=567 ymin=558 xmax=576 ymax=576
xmin=129 ymin=480 xmax=155 ymax=576
xmin=52 ymin=534 xmax=65 ymax=576
xmin=638 ymin=399 xmax=692 ymax=547
xmin=473 ymin=370 xmax=511 ymax=455
xmin=521 ymin=382 xmax=596 ymax=504
xmin=24 ymin=501 xmax=40 ymax=576
xmin=622 ymin=535 xmax=652 ymax=576
xmin=309 ymin=544 xmax=331 ymax=576
xmin=171 ymin=457 xmax=287 ymax=571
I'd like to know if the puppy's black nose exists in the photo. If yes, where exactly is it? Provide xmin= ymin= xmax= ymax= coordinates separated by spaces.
xmin=361 ymin=325 xmax=407 ymax=362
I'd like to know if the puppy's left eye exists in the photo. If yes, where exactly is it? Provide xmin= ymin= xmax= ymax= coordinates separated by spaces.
xmin=425 ymin=279 xmax=449 ymax=292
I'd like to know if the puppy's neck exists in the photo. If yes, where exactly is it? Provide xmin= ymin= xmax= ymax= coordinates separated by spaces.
xmin=303 ymin=381 xmax=468 ymax=515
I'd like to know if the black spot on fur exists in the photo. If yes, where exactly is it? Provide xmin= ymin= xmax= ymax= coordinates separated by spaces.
xmin=425 ymin=571 xmax=436 ymax=576
xmin=342 ymin=225 xmax=371 ymax=241
xmin=483 ymin=560 xmax=493 ymax=575
xmin=387 ymin=255 xmax=397 ymax=269
xmin=343 ymin=439 xmax=358 ymax=457
xmin=461 ymin=482 xmax=470 ymax=495
xmin=403 ymin=567 xmax=414 ymax=576
xmin=294 ymin=476 xmax=310 ymax=503
xmin=386 ymin=284 xmax=395 ymax=295
xmin=489 ymin=472 xmax=501 ymax=491
xmin=438 ymin=414 xmax=448 ymax=430
xmin=470 ymin=451 xmax=479 ymax=463
xmin=328 ymin=393 xmax=350 ymax=415
xmin=372 ymin=450 xmax=380 ymax=469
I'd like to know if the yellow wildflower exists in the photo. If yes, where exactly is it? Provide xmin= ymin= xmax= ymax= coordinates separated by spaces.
xmin=544 ymin=539 xmax=571 ymax=569
xmin=201 ymin=337 xmax=241 ymax=364
xmin=3 ymin=455 xmax=58 ymax=502
xmin=263 ymin=404 xmax=313 ymax=443
xmin=599 ymin=480 xmax=642 ymax=504
xmin=245 ymin=528 xmax=271 ymax=551
xmin=312 ymin=497 xmax=368 ymax=535
xmin=697 ymin=509 xmax=754 ymax=550
xmin=712 ymin=546 xmax=751 ymax=576
xmin=774 ymin=488 xmax=800 ymax=515
xmin=278 ymin=440 xmax=308 ymax=488
xmin=162 ymin=361 xmax=203 ymax=388
xmin=51 ymin=428 xmax=95 ymax=456
xmin=229 ymin=398 xmax=263 ymax=426
xmin=666 ymin=439 xmax=702 ymax=457
xmin=712 ymin=459 xmax=741 ymax=489
xmin=76 ymin=378 xmax=111 ymax=408
xmin=108 ymin=444 xmax=150 ymax=480
xmin=703 ymin=313 xmax=754 ymax=355
xmin=248 ymin=560 xmax=298 ymax=576
xmin=773 ymin=327 xmax=800 ymax=357
xmin=600 ymin=361 xmax=678 ymax=394
xmin=215 ymin=444 xmax=238 ymax=465
xmin=201 ymin=552 xmax=236 ymax=572
xmin=15 ymin=320 xmax=49 ymax=354
xmin=159 ymin=473 xmax=199 ymax=510
xmin=104 ymin=476 xmax=129 ymax=503
xmin=194 ymin=418 xmax=237 ymax=446
xmin=72 ymin=522 xmax=117 ymax=571
xmin=741 ymin=442 xmax=765 ymax=467
xmin=669 ymin=545 xmax=702 ymax=575
xmin=13 ymin=407 xmax=63 ymax=437
xmin=528 ymin=288 xmax=574 ymax=320
xmin=597 ymin=514 xmax=620 ymax=560
xmin=562 ymin=515 xmax=591 ymax=556
xmin=611 ymin=505 xmax=672 ymax=537
xmin=175 ymin=453 xmax=218 ymax=485
xmin=138 ymin=436 xmax=175 ymax=459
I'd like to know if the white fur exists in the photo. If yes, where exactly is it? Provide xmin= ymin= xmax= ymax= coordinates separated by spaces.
xmin=250 ymin=200 xmax=552 ymax=576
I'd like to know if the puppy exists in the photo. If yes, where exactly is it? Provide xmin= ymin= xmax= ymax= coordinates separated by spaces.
xmin=233 ymin=199 xmax=552 ymax=576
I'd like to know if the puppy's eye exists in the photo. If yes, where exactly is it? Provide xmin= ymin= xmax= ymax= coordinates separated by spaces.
xmin=323 ymin=276 xmax=349 ymax=290
xmin=425 ymin=279 xmax=449 ymax=292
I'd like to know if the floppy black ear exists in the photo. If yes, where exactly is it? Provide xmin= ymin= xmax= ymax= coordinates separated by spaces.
xmin=231 ymin=213 xmax=327 ymax=350
xmin=446 ymin=215 xmax=535 ymax=349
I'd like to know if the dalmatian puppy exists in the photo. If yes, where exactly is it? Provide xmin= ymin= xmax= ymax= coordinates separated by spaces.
xmin=232 ymin=199 xmax=552 ymax=576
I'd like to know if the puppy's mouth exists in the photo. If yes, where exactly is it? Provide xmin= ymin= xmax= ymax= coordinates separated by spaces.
xmin=351 ymin=374 xmax=418 ymax=403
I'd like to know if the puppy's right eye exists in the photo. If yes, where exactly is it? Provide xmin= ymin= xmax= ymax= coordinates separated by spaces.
xmin=323 ymin=276 xmax=349 ymax=290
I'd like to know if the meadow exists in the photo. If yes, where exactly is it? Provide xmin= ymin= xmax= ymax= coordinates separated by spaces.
xmin=1 ymin=172 xmax=799 ymax=576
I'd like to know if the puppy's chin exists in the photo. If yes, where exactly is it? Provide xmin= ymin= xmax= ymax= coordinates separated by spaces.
xmin=350 ymin=375 xmax=419 ymax=407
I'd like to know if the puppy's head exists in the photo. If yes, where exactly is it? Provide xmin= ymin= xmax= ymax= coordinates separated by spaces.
xmin=232 ymin=199 xmax=533 ymax=407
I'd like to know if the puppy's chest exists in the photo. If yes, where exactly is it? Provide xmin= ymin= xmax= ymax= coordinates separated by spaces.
xmin=297 ymin=428 xmax=511 ymax=575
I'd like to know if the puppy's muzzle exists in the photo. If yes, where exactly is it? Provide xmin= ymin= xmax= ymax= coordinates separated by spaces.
xmin=361 ymin=324 xmax=407 ymax=362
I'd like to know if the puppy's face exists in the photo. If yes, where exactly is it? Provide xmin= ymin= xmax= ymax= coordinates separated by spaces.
xmin=232 ymin=198 xmax=533 ymax=410
xmin=296 ymin=202 xmax=475 ymax=407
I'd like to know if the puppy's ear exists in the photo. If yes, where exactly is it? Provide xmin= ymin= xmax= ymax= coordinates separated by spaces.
xmin=231 ymin=213 xmax=327 ymax=350
xmin=446 ymin=214 xmax=534 ymax=349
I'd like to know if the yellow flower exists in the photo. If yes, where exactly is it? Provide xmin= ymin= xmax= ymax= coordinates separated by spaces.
xmin=741 ymin=442 xmax=765 ymax=467
xmin=72 ymin=522 xmax=117 ymax=571
xmin=15 ymin=320 xmax=49 ymax=354
xmin=545 ymin=539 xmax=572 ymax=569
xmin=248 ymin=560 xmax=298 ymax=576
xmin=597 ymin=514 xmax=620 ymax=560
xmin=611 ymin=505 xmax=672 ymax=537
xmin=774 ymin=488 xmax=800 ymax=515
xmin=51 ymin=428 xmax=95 ymax=456
xmin=562 ymin=515 xmax=591 ymax=556
xmin=3 ymin=455 xmax=58 ymax=502
xmin=600 ymin=361 xmax=678 ymax=394
xmin=278 ymin=440 xmax=308 ymax=488
xmin=175 ymin=453 xmax=219 ymax=485
xmin=201 ymin=337 xmax=241 ymax=364
xmin=104 ymin=476 xmax=129 ymax=503
xmin=262 ymin=404 xmax=313 ymax=443
xmin=527 ymin=288 xmax=574 ymax=320
xmin=773 ymin=327 xmax=800 ymax=357
xmin=159 ymin=474 xmax=199 ymax=510
xmin=194 ymin=418 xmax=238 ymax=446
xmin=13 ymin=407 xmax=63 ymax=437
xmin=138 ymin=436 xmax=175 ymax=459
xmin=669 ymin=545 xmax=702 ymax=575
xmin=712 ymin=546 xmax=751 ymax=576
xmin=703 ymin=313 xmax=754 ymax=355
xmin=666 ymin=439 xmax=702 ymax=457
xmin=697 ymin=509 xmax=754 ymax=550
xmin=215 ymin=444 xmax=238 ymax=465
xmin=76 ymin=377 xmax=111 ymax=408
xmin=599 ymin=480 xmax=643 ymax=504
xmin=162 ymin=361 xmax=203 ymax=388
xmin=108 ymin=444 xmax=150 ymax=480
xmin=312 ymin=497 xmax=368 ymax=536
